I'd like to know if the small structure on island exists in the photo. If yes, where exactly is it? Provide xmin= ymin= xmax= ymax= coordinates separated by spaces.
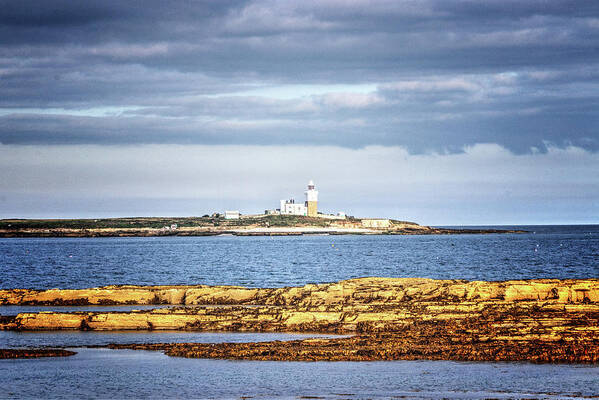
xmin=305 ymin=180 xmax=318 ymax=217
xmin=276 ymin=181 xmax=346 ymax=219
xmin=224 ymin=210 xmax=240 ymax=220
xmin=279 ymin=180 xmax=319 ymax=217
xmin=280 ymin=198 xmax=307 ymax=216
xmin=361 ymin=219 xmax=391 ymax=228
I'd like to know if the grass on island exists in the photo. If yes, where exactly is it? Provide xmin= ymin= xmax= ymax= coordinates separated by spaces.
xmin=0 ymin=215 xmax=347 ymax=230
xmin=0 ymin=214 xmax=421 ymax=232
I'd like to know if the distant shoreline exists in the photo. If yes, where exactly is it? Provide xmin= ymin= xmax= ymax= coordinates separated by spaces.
xmin=0 ymin=215 xmax=525 ymax=238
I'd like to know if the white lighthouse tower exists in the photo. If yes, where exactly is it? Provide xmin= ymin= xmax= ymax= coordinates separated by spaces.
xmin=305 ymin=180 xmax=318 ymax=217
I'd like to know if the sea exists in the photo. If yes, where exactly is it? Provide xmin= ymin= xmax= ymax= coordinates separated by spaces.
xmin=1 ymin=225 xmax=598 ymax=399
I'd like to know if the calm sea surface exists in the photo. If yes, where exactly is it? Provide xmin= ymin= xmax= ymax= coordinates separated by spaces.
xmin=1 ymin=348 xmax=598 ymax=399
xmin=1 ymin=225 xmax=598 ymax=289
xmin=1 ymin=225 xmax=598 ymax=399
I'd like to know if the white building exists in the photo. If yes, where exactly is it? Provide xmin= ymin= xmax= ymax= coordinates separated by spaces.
xmin=279 ymin=199 xmax=307 ymax=216
xmin=278 ymin=180 xmax=320 ymax=216
xmin=224 ymin=210 xmax=240 ymax=219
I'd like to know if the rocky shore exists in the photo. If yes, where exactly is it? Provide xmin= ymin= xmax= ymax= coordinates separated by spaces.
xmin=108 ymin=330 xmax=598 ymax=363
xmin=0 ymin=216 xmax=524 ymax=237
xmin=0 ymin=349 xmax=76 ymax=359
xmin=1 ymin=278 xmax=598 ymax=362
xmin=0 ymin=227 xmax=523 ymax=238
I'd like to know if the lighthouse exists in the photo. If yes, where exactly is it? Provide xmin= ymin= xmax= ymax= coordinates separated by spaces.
xmin=305 ymin=180 xmax=318 ymax=217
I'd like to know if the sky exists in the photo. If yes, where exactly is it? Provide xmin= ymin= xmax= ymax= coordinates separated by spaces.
xmin=0 ymin=0 xmax=598 ymax=225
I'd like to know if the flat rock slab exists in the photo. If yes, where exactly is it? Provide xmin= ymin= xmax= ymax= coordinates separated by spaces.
xmin=2 ymin=277 xmax=598 ymax=306
xmin=1 ymin=278 xmax=598 ymax=363
xmin=0 ymin=349 xmax=77 ymax=359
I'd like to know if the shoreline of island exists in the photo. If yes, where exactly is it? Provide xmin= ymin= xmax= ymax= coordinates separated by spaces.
xmin=1 ymin=277 xmax=597 ymax=363
xmin=0 ymin=215 xmax=526 ymax=238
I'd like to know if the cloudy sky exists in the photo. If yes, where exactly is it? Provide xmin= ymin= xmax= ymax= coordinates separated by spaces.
xmin=1 ymin=0 xmax=597 ymax=224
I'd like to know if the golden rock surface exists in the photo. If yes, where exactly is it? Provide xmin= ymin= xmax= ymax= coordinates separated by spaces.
xmin=3 ymin=277 xmax=599 ymax=307
xmin=2 ymin=278 xmax=598 ymax=362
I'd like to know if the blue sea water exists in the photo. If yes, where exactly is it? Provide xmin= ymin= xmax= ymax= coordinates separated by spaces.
xmin=1 ymin=225 xmax=598 ymax=289
xmin=1 ymin=225 xmax=598 ymax=399
xmin=0 ymin=330 xmax=344 ymax=349
xmin=1 ymin=349 xmax=598 ymax=399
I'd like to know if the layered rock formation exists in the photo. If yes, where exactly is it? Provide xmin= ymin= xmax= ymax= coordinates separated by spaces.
xmin=0 ymin=349 xmax=76 ymax=359
xmin=3 ymin=277 xmax=597 ymax=307
xmin=108 ymin=330 xmax=599 ymax=363
xmin=1 ymin=278 xmax=598 ymax=362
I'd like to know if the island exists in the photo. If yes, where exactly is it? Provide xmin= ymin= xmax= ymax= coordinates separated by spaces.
xmin=2 ymin=277 xmax=598 ymax=362
xmin=0 ymin=215 xmax=524 ymax=238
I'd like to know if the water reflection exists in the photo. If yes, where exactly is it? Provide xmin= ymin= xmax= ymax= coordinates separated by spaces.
xmin=1 ymin=348 xmax=597 ymax=399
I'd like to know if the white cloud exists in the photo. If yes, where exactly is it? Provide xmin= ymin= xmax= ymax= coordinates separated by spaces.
xmin=224 ymin=1 xmax=337 ymax=34
xmin=382 ymin=78 xmax=480 ymax=93
xmin=226 ymin=84 xmax=378 ymax=100
xmin=318 ymin=92 xmax=384 ymax=108
xmin=87 ymin=43 xmax=171 ymax=58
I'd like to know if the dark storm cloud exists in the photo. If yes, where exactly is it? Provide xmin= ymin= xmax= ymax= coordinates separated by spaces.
xmin=0 ymin=0 xmax=598 ymax=152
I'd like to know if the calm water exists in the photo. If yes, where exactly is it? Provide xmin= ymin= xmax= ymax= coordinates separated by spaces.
xmin=1 ymin=225 xmax=598 ymax=289
xmin=0 ymin=331 xmax=344 ymax=349
xmin=1 ymin=225 xmax=598 ymax=399
xmin=1 ymin=349 xmax=598 ymax=399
